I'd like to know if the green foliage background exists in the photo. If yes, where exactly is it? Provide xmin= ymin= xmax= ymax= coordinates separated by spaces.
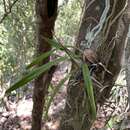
xmin=0 ymin=0 xmax=82 ymax=91
xmin=0 ymin=0 xmax=35 ymax=90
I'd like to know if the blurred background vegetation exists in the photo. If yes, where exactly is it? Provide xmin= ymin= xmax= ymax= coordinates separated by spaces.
xmin=0 ymin=0 xmax=35 ymax=92
xmin=0 ymin=0 xmax=82 ymax=94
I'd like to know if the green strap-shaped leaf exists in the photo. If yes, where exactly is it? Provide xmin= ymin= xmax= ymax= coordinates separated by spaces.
xmin=45 ymin=73 xmax=70 ymax=120
xmin=26 ymin=49 xmax=55 ymax=69
xmin=6 ymin=56 xmax=68 ymax=94
xmin=43 ymin=37 xmax=80 ymax=67
xmin=82 ymin=63 xmax=96 ymax=120
xmin=43 ymin=37 xmax=64 ymax=50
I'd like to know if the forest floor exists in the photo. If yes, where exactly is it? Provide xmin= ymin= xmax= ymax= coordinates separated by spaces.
xmin=0 ymin=62 xmax=128 ymax=130
xmin=0 ymin=61 xmax=70 ymax=130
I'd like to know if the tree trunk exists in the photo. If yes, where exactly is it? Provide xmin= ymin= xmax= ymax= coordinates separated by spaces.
xmin=31 ymin=1 xmax=58 ymax=130
xmin=59 ymin=0 xmax=130 ymax=130
xmin=124 ymin=1 xmax=130 ymax=127
xmin=96 ymin=0 xmax=130 ymax=103
xmin=126 ymin=34 xmax=130 ymax=109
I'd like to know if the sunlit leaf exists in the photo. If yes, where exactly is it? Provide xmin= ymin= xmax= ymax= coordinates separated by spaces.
xmin=82 ymin=63 xmax=96 ymax=120
xmin=6 ymin=56 xmax=68 ymax=94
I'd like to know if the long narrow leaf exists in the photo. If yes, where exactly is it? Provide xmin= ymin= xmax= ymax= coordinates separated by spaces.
xmin=6 ymin=57 xmax=68 ymax=94
xmin=82 ymin=63 xmax=96 ymax=120
xmin=45 ymin=73 xmax=70 ymax=120
xmin=26 ymin=50 xmax=55 ymax=69
xmin=43 ymin=37 xmax=64 ymax=50
xmin=43 ymin=37 xmax=80 ymax=67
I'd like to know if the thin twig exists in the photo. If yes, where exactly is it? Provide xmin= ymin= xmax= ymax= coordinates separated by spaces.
xmin=3 ymin=0 xmax=7 ymax=13
xmin=0 ymin=0 xmax=19 ymax=24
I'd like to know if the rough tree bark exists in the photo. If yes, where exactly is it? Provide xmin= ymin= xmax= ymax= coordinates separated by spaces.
xmin=125 ymin=0 xmax=130 ymax=108
xmin=96 ymin=0 xmax=130 ymax=103
xmin=59 ymin=0 xmax=130 ymax=130
xmin=31 ymin=1 xmax=58 ymax=130
xmin=125 ymin=11 xmax=130 ymax=108
xmin=126 ymin=33 xmax=130 ymax=109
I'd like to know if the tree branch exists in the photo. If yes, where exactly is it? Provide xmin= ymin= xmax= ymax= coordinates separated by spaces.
xmin=0 ymin=0 xmax=19 ymax=24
